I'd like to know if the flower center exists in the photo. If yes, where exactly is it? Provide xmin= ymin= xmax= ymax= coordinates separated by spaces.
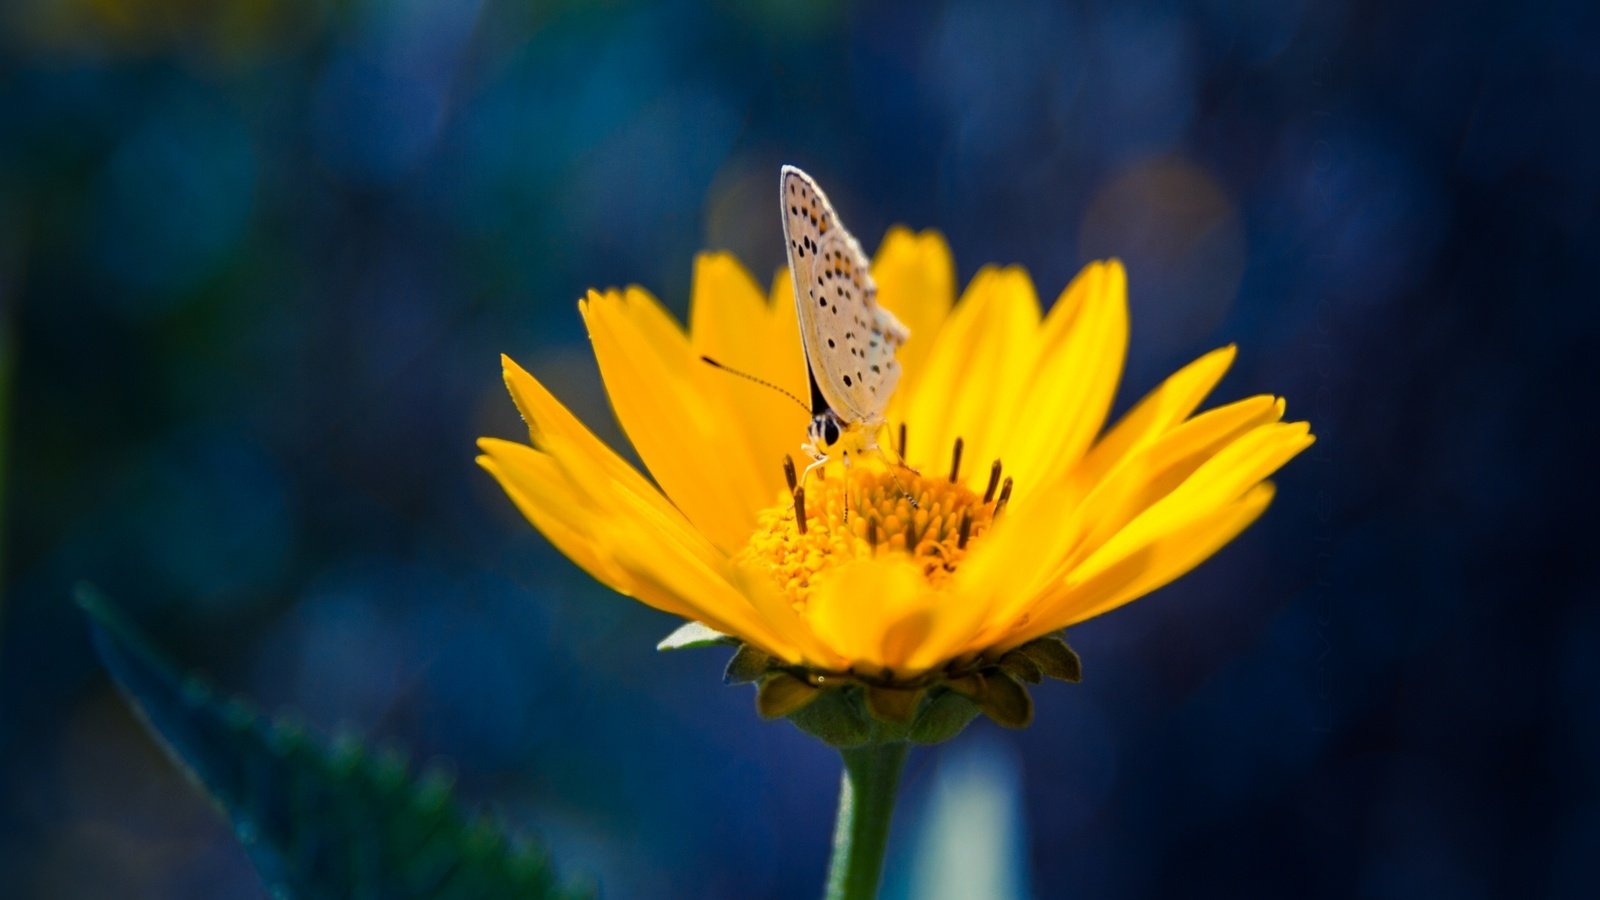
xmin=737 ymin=438 xmax=1012 ymax=609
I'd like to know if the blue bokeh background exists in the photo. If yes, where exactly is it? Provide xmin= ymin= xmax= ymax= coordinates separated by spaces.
xmin=2 ymin=0 xmax=1595 ymax=897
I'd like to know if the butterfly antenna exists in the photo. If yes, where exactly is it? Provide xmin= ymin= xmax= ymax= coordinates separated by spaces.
xmin=700 ymin=356 xmax=810 ymax=414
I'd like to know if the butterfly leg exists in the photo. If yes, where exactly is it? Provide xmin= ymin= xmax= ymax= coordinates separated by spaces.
xmin=868 ymin=427 xmax=921 ymax=509
xmin=840 ymin=450 xmax=852 ymax=524
xmin=879 ymin=426 xmax=921 ymax=476
xmin=798 ymin=445 xmax=850 ymax=523
xmin=799 ymin=441 xmax=829 ymax=491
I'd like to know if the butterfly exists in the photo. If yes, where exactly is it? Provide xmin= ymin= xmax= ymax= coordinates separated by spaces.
xmin=779 ymin=165 xmax=910 ymax=477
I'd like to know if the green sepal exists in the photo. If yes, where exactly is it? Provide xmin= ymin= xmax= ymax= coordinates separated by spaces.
xmin=75 ymin=585 xmax=589 ymax=900
xmin=977 ymin=671 xmax=1034 ymax=728
xmin=786 ymin=687 xmax=872 ymax=748
xmin=657 ymin=620 xmax=736 ymax=651
xmin=945 ymin=672 xmax=986 ymax=699
xmin=998 ymin=650 xmax=1043 ymax=684
xmin=1016 ymin=634 xmax=1083 ymax=682
xmin=864 ymin=686 xmax=923 ymax=724
xmin=907 ymin=690 xmax=980 ymax=744
xmin=722 ymin=644 xmax=771 ymax=684
xmin=755 ymin=671 xmax=822 ymax=719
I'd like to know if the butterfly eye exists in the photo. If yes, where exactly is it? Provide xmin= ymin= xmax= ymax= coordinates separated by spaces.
xmin=822 ymin=416 xmax=841 ymax=447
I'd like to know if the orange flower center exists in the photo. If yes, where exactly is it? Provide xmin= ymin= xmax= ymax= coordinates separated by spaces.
xmin=737 ymin=443 xmax=1012 ymax=609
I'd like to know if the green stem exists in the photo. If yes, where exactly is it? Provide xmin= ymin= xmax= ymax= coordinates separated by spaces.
xmin=824 ymin=741 xmax=909 ymax=900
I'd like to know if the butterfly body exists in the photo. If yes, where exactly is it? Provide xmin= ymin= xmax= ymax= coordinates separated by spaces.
xmin=780 ymin=166 xmax=909 ymax=473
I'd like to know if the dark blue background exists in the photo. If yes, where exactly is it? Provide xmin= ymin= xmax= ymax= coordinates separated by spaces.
xmin=2 ymin=0 xmax=1594 ymax=897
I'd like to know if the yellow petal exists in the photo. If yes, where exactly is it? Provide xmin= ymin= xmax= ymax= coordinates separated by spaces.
xmin=898 ymin=266 xmax=1039 ymax=485
xmin=1072 ymin=422 xmax=1312 ymax=584
xmin=1015 ymin=481 xmax=1278 ymax=641
xmin=1064 ymin=394 xmax=1286 ymax=559
xmin=476 ymin=448 xmax=633 ymax=597
xmin=688 ymin=253 xmax=811 ymax=508
xmin=1073 ymin=344 xmax=1237 ymax=489
xmin=582 ymin=288 xmax=763 ymax=553
xmin=480 ymin=436 xmax=805 ymax=660
xmin=480 ymin=436 xmax=711 ymax=579
xmin=601 ymin=524 xmax=804 ymax=661
xmin=534 ymin=431 xmax=723 ymax=570
xmin=904 ymin=577 xmax=1005 ymax=673
xmin=804 ymin=557 xmax=938 ymax=673
xmin=955 ymin=397 xmax=1292 ymax=649
xmin=1004 ymin=260 xmax=1129 ymax=491
xmin=479 ymin=439 xmax=708 ymax=626
xmin=689 ymin=253 xmax=770 ymax=366
xmin=500 ymin=354 xmax=684 ymax=526
xmin=871 ymin=227 xmax=955 ymax=392
xmin=729 ymin=561 xmax=844 ymax=669
xmin=945 ymin=473 xmax=1096 ymax=654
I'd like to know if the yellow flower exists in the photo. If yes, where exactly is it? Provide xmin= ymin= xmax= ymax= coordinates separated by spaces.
xmin=478 ymin=228 xmax=1311 ymax=697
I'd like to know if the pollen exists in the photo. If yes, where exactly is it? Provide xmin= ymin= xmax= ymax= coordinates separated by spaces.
xmin=737 ymin=454 xmax=1004 ymax=610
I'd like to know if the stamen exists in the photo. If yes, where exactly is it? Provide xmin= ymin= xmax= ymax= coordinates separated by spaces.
xmin=738 ymin=465 xmax=1003 ymax=608
xmin=782 ymin=455 xmax=798 ymax=494
xmin=983 ymin=460 xmax=1003 ymax=503
xmin=995 ymin=477 xmax=1013 ymax=516
xmin=948 ymin=437 xmax=964 ymax=484
xmin=898 ymin=422 xmax=908 ymax=458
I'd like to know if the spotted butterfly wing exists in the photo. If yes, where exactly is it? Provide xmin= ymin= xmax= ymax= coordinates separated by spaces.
xmin=780 ymin=166 xmax=909 ymax=426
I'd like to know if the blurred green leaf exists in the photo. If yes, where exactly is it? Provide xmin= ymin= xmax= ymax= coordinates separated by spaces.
xmin=0 ymin=310 xmax=10 ymax=600
xmin=77 ymin=585 xmax=592 ymax=900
